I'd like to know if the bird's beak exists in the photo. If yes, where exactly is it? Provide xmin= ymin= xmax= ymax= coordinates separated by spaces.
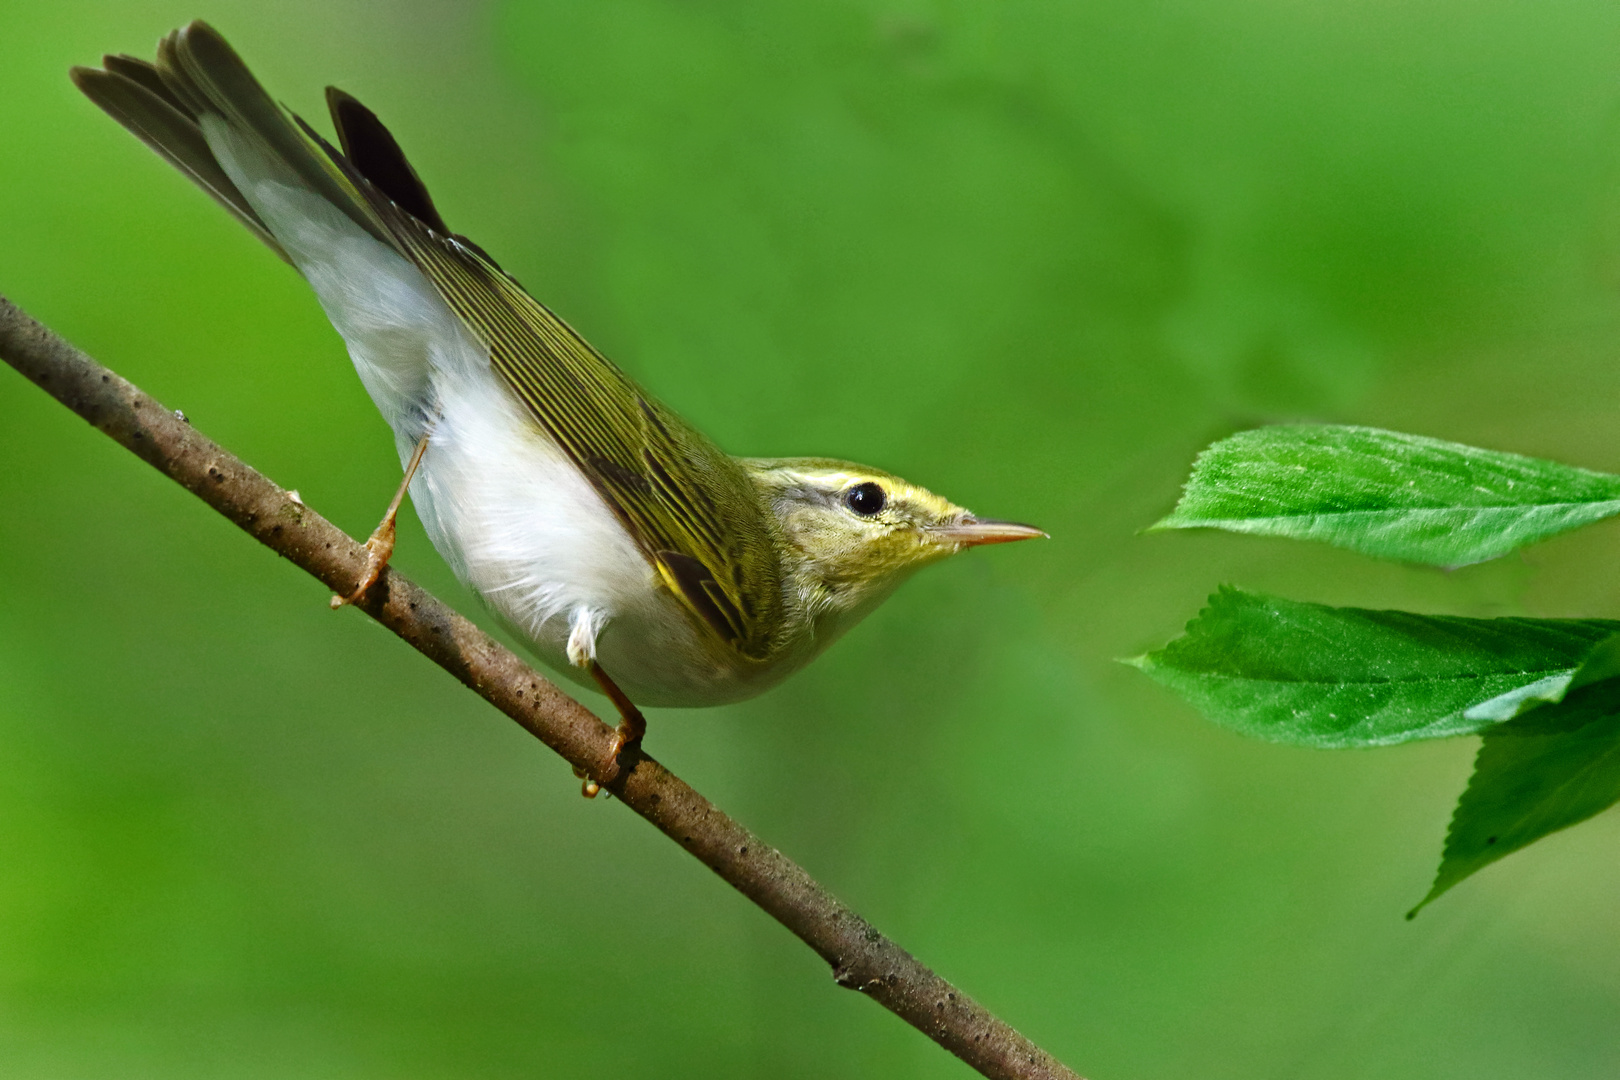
xmin=932 ymin=516 xmax=1048 ymax=547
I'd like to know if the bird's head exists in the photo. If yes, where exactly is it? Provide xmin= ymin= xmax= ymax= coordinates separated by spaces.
xmin=745 ymin=457 xmax=1044 ymax=633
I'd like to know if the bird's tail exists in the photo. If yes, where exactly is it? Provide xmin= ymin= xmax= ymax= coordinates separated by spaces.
xmin=71 ymin=20 xmax=446 ymax=263
xmin=72 ymin=20 xmax=489 ymax=445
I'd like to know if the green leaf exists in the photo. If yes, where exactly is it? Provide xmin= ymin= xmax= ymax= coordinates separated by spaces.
xmin=1154 ymin=424 xmax=1620 ymax=566
xmin=1411 ymin=680 xmax=1620 ymax=915
xmin=1129 ymin=587 xmax=1620 ymax=747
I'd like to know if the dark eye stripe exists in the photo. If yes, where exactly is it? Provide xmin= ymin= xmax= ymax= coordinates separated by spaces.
xmin=845 ymin=482 xmax=886 ymax=516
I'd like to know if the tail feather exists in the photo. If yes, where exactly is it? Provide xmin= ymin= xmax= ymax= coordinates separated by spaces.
xmin=150 ymin=30 xmax=211 ymax=120
xmin=74 ymin=20 xmax=409 ymax=261
xmin=103 ymin=54 xmax=190 ymax=117
xmin=326 ymin=87 xmax=449 ymax=236
xmin=71 ymin=59 xmax=289 ymax=261
xmin=164 ymin=24 xmax=397 ymax=249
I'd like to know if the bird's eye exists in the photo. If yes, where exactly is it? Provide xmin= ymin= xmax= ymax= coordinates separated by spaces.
xmin=845 ymin=482 xmax=887 ymax=516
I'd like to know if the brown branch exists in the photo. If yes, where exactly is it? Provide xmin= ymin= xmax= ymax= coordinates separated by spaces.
xmin=0 ymin=294 xmax=1084 ymax=1080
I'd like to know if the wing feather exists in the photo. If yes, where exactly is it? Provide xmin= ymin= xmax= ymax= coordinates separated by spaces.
xmin=394 ymin=230 xmax=786 ymax=658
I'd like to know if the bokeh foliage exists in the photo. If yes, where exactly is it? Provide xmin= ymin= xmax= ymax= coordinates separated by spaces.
xmin=6 ymin=1 xmax=1620 ymax=1077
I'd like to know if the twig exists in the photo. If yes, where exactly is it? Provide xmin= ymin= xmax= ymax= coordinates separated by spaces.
xmin=0 ymin=293 xmax=1084 ymax=1080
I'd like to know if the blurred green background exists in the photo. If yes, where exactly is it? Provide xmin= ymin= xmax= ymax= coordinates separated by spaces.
xmin=5 ymin=1 xmax=1620 ymax=1077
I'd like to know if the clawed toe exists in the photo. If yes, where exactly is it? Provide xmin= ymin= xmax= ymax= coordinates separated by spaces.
xmin=577 ymin=725 xmax=640 ymax=799
xmin=330 ymin=532 xmax=394 ymax=608
xmin=603 ymin=724 xmax=642 ymax=781
xmin=331 ymin=434 xmax=428 ymax=611
xmin=574 ymin=764 xmax=603 ymax=799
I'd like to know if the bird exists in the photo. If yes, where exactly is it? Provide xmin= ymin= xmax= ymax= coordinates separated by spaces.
xmin=71 ymin=21 xmax=1044 ymax=789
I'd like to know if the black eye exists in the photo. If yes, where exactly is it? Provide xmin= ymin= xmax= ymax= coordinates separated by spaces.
xmin=845 ymin=482 xmax=886 ymax=516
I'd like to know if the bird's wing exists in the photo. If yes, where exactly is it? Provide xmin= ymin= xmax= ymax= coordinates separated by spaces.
xmin=388 ymin=216 xmax=787 ymax=660
xmin=75 ymin=20 xmax=786 ymax=661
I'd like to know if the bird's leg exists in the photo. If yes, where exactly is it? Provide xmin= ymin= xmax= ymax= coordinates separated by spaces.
xmin=579 ymin=661 xmax=646 ymax=797
xmin=331 ymin=433 xmax=430 ymax=609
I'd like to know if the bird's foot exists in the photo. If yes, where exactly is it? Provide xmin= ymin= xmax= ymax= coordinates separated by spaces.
xmin=330 ymin=522 xmax=396 ymax=608
xmin=572 ymin=716 xmax=640 ymax=799
xmin=601 ymin=711 xmax=646 ymax=783
xmin=573 ymin=722 xmax=641 ymax=799
xmin=581 ymin=662 xmax=646 ymax=797
xmin=331 ymin=434 xmax=428 ymax=610
xmin=582 ymin=711 xmax=645 ymax=798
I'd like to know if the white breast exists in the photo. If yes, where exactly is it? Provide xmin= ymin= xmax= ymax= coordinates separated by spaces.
xmin=407 ymin=349 xmax=658 ymax=673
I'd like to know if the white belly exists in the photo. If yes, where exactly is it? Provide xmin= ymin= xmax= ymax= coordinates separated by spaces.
xmin=413 ymin=377 xmax=792 ymax=706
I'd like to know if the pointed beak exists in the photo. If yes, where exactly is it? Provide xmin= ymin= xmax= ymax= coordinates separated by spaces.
xmin=931 ymin=516 xmax=1048 ymax=547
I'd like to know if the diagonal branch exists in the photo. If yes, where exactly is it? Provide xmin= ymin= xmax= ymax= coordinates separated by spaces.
xmin=0 ymin=294 xmax=1083 ymax=1080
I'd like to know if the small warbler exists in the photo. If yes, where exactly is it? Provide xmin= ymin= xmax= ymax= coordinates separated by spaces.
xmin=73 ymin=22 xmax=1043 ymax=781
